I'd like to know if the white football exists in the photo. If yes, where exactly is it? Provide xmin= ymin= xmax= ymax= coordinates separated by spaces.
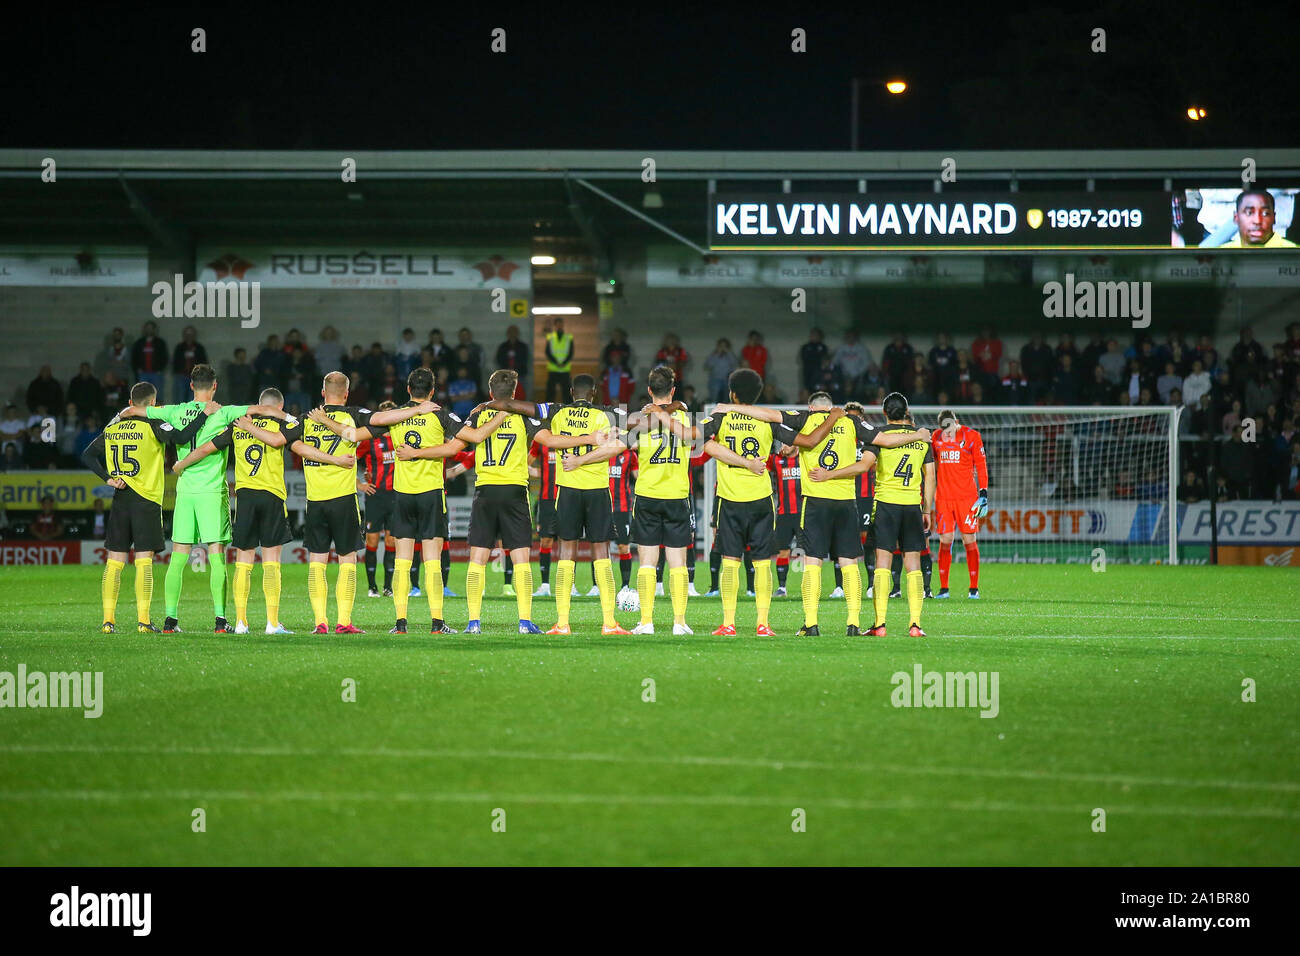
xmin=616 ymin=590 xmax=640 ymax=612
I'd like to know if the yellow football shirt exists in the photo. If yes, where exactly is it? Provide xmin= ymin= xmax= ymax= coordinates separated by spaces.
xmin=631 ymin=408 xmax=691 ymax=500
xmin=701 ymin=412 xmax=797 ymax=502
xmin=870 ymin=424 xmax=934 ymax=505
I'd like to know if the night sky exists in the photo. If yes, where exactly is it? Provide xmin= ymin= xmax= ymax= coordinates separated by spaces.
xmin=5 ymin=2 xmax=1297 ymax=152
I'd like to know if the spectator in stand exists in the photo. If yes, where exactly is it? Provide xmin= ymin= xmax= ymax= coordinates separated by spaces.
xmin=2 ymin=444 xmax=22 ymax=471
xmin=1098 ymin=338 xmax=1127 ymax=386
xmin=74 ymin=415 xmax=99 ymax=459
xmin=812 ymin=355 xmax=845 ymax=403
xmin=1000 ymin=360 xmax=1029 ymax=405
xmin=1269 ymin=344 xmax=1294 ymax=398
xmin=222 ymin=348 xmax=257 ymax=404
xmin=448 ymin=365 xmax=478 ymax=418
xmin=951 ymin=350 xmax=976 ymax=403
xmin=1246 ymin=366 xmax=1279 ymax=418
xmin=836 ymin=330 xmax=875 ymax=395
xmin=57 ymin=402 xmax=81 ymax=466
xmin=1281 ymin=322 xmax=1300 ymax=365
xmin=29 ymin=496 xmax=63 ymax=541
xmin=24 ymin=405 xmax=56 ymax=469
xmin=741 ymin=330 xmax=769 ymax=381
xmin=1020 ymin=334 xmax=1055 ymax=400
xmin=1083 ymin=365 xmax=1116 ymax=405
xmin=1 ymin=405 xmax=27 ymax=456
xmin=1188 ymin=393 xmax=1213 ymax=440
xmin=1182 ymin=359 xmax=1211 ymax=408
xmin=360 ymin=342 xmax=390 ymax=396
xmin=342 ymin=344 xmax=365 ymax=378
xmin=1195 ymin=334 xmax=1220 ymax=375
xmin=101 ymin=372 xmax=127 ymax=413
xmin=1270 ymin=417 xmax=1297 ymax=499
xmin=929 ymin=333 xmax=958 ymax=394
xmin=376 ymin=363 xmax=404 ymax=406
xmin=1156 ymin=362 xmax=1184 ymax=405
xmin=602 ymin=328 xmax=633 ymax=373
xmin=495 ymin=325 xmax=530 ymax=393
xmin=878 ymin=333 xmax=911 ymax=393
xmin=67 ymin=363 xmax=104 ymax=420
xmin=655 ymin=333 xmax=689 ymax=383
xmin=679 ymin=384 xmax=700 ymax=414
xmin=1220 ymin=425 xmax=1256 ymax=498
xmin=1056 ymin=333 xmax=1079 ymax=366
xmin=704 ymin=338 xmax=739 ymax=403
xmin=346 ymin=372 xmax=371 ymax=409
xmin=1124 ymin=359 xmax=1146 ymax=405
xmin=395 ymin=328 xmax=421 ymax=379
xmin=799 ymin=328 xmax=829 ymax=391
xmin=314 ymin=326 xmax=345 ymax=374
xmin=95 ymin=327 xmax=131 ymax=381
xmin=282 ymin=328 xmax=310 ymax=362
xmin=1229 ymin=326 xmax=1265 ymax=388
xmin=1079 ymin=333 xmax=1106 ymax=376
xmin=26 ymin=365 xmax=63 ymax=414
xmin=426 ymin=329 xmax=453 ymax=372
xmin=1178 ymin=468 xmax=1205 ymax=503
xmin=971 ymin=327 xmax=1003 ymax=389
xmin=903 ymin=354 xmax=935 ymax=404
xmin=457 ymin=328 xmax=485 ymax=387
xmin=432 ymin=367 xmax=451 ymax=407
xmin=131 ymin=321 xmax=168 ymax=397
xmin=169 ymin=325 xmax=208 ymax=402
xmin=255 ymin=335 xmax=287 ymax=392
xmin=1052 ymin=354 xmax=1080 ymax=404
xmin=760 ymin=382 xmax=785 ymax=405
xmin=1222 ymin=399 xmax=1243 ymax=436
xmin=599 ymin=358 xmax=635 ymax=406
xmin=969 ymin=382 xmax=986 ymax=406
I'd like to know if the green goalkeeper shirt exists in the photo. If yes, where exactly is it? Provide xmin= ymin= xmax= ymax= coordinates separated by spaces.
xmin=147 ymin=402 xmax=250 ymax=494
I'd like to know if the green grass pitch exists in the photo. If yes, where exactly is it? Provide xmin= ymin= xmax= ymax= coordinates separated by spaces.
xmin=0 ymin=562 xmax=1296 ymax=866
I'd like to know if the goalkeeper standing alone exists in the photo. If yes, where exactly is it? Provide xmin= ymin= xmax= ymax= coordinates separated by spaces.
xmin=931 ymin=409 xmax=988 ymax=599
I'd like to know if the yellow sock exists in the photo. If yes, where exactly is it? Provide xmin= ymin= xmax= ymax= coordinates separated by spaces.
xmin=906 ymin=569 xmax=924 ymax=627
xmin=393 ymin=557 xmax=412 ymax=620
xmin=134 ymin=557 xmax=152 ymax=624
xmin=262 ymin=561 xmax=281 ymax=627
xmin=593 ymin=558 xmax=617 ymax=628
xmin=101 ymin=559 xmax=123 ymax=624
xmin=873 ymin=568 xmax=891 ymax=627
xmin=554 ymin=560 xmax=574 ymax=627
xmin=425 ymin=553 xmax=444 ymax=622
xmin=514 ymin=562 xmax=533 ymax=621
xmin=308 ymin=562 xmax=328 ymax=627
xmin=720 ymin=557 xmax=741 ymax=626
xmin=233 ymin=561 xmax=253 ymax=625
xmin=637 ymin=565 xmax=656 ymax=625
xmin=466 ymin=561 xmax=486 ymax=622
xmin=337 ymin=562 xmax=357 ymax=626
xmin=801 ymin=562 xmax=821 ymax=627
xmin=753 ymin=559 xmax=772 ymax=627
xmin=669 ymin=565 xmax=689 ymax=625
xmin=842 ymin=562 xmax=862 ymax=627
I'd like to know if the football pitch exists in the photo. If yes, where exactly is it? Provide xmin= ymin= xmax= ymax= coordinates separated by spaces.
xmin=0 ymin=563 xmax=1296 ymax=866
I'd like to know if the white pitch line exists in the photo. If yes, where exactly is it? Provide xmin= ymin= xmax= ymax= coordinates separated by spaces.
xmin=2 ymin=743 xmax=1297 ymax=793
xmin=934 ymin=633 xmax=1295 ymax=641
xmin=0 ymin=787 xmax=1294 ymax=820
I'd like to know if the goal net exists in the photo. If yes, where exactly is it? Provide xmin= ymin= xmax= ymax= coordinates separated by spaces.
xmin=697 ymin=404 xmax=1181 ymax=566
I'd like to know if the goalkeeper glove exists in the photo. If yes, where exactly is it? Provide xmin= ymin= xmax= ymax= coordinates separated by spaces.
xmin=972 ymin=489 xmax=989 ymax=519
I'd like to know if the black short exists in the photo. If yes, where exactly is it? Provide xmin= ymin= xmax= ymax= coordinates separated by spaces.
xmin=469 ymin=484 xmax=533 ymax=551
xmin=364 ymin=488 xmax=396 ymax=534
xmin=631 ymin=495 xmax=694 ymax=548
xmin=536 ymin=497 xmax=557 ymax=538
xmin=857 ymin=496 xmax=873 ymax=532
xmin=797 ymin=497 xmax=864 ymax=561
xmin=105 ymin=485 xmax=164 ymax=554
xmin=713 ymin=496 xmax=776 ymax=560
xmin=611 ymin=510 xmax=632 ymax=545
xmin=555 ymin=486 xmax=613 ymax=543
xmin=871 ymin=500 xmax=926 ymax=554
xmin=774 ymin=513 xmax=800 ymax=552
xmin=393 ymin=489 xmax=448 ymax=541
xmin=232 ymin=489 xmax=292 ymax=551
xmin=304 ymin=494 xmax=361 ymax=555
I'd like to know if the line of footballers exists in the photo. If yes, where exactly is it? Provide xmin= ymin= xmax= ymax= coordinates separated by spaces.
xmin=90 ymin=362 xmax=987 ymax=637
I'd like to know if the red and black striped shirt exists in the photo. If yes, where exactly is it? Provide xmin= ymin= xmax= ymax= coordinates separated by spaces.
xmin=859 ymin=467 xmax=874 ymax=502
xmin=530 ymin=441 xmax=558 ymax=500
xmin=609 ymin=448 xmax=637 ymax=513
xmin=358 ymin=433 xmax=396 ymax=491
xmin=769 ymin=454 xmax=801 ymax=515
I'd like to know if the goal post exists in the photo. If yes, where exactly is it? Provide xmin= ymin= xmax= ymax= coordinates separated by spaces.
xmin=698 ymin=404 xmax=1182 ymax=566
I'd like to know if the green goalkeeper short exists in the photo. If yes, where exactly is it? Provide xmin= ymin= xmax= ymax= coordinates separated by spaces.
xmin=171 ymin=489 xmax=233 ymax=545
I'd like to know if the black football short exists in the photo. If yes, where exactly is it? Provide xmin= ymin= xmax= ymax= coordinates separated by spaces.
xmin=555 ymin=486 xmax=613 ymax=543
xmin=631 ymin=495 xmax=694 ymax=549
xmin=304 ymin=493 xmax=361 ymax=555
xmin=797 ymin=497 xmax=864 ymax=561
xmin=364 ymin=488 xmax=396 ymax=535
xmin=713 ymin=496 xmax=776 ymax=560
xmin=393 ymin=489 xmax=448 ymax=541
xmin=611 ymin=509 xmax=632 ymax=545
xmin=857 ymin=496 xmax=873 ymax=532
xmin=105 ymin=484 xmax=164 ymax=554
xmin=871 ymin=500 xmax=926 ymax=554
xmin=232 ymin=488 xmax=292 ymax=550
xmin=535 ymin=497 xmax=557 ymax=538
xmin=469 ymin=484 xmax=532 ymax=551
xmin=774 ymin=513 xmax=800 ymax=552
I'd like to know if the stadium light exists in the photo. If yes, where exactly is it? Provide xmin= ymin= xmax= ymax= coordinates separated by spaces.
xmin=532 ymin=306 xmax=582 ymax=315
xmin=530 ymin=254 xmax=557 ymax=265
xmin=851 ymin=76 xmax=909 ymax=150
xmin=1185 ymin=105 xmax=1207 ymax=121
xmin=885 ymin=80 xmax=908 ymax=95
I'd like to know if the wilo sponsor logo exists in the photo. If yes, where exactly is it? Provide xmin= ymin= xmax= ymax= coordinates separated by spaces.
xmin=151 ymin=273 xmax=260 ymax=328
xmin=891 ymin=662 xmax=999 ymax=718
xmin=0 ymin=664 xmax=103 ymax=718
xmin=50 ymin=886 xmax=150 ymax=936
xmin=1041 ymin=272 xmax=1151 ymax=329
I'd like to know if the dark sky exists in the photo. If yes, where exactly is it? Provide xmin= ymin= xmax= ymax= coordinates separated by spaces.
xmin=5 ymin=1 xmax=1297 ymax=152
